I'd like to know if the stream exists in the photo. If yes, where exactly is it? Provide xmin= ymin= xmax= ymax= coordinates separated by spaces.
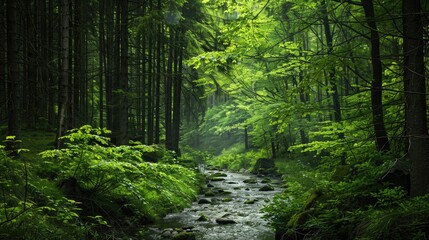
xmin=143 ymin=167 xmax=284 ymax=240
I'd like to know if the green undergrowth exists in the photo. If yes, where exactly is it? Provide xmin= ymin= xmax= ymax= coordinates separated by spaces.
xmin=263 ymin=152 xmax=429 ymax=239
xmin=0 ymin=126 xmax=200 ymax=239
xmin=205 ymin=143 xmax=268 ymax=171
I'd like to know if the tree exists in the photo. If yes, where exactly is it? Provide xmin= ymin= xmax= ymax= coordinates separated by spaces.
xmin=403 ymin=0 xmax=429 ymax=196
xmin=6 ymin=0 xmax=21 ymax=153
xmin=111 ymin=0 xmax=129 ymax=146
xmin=56 ymin=0 xmax=71 ymax=148
xmin=361 ymin=0 xmax=390 ymax=152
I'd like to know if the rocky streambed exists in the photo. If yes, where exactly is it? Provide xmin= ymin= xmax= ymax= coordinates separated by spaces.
xmin=143 ymin=168 xmax=284 ymax=240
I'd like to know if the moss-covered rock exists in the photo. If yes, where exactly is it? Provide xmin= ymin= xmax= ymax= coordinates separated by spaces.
xmin=204 ymin=190 xmax=216 ymax=197
xmin=172 ymin=231 xmax=196 ymax=240
xmin=197 ymin=214 xmax=209 ymax=221
xmin=198 ymin=198 xmax=211 ymax=204
xmin=244 ymin=199 xmax=256 ymax=204
xmin=259 ymin=185 xmax=275 ymax=191
xmin=243 ymin=178 xmax=257 ymax=184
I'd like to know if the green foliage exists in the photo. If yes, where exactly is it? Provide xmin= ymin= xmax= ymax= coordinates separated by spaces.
xmin=263 ymin=151 xmax=429 ymax=239
xmin=39 ymin=126 xmax=199 ymax=227
xmin=207 ymin=143 xmax=268 ymax=171
xmin=1 ymin=126 xmax=200 ymax=239
xmin=0 ymin=144 xmax=88 ymax=239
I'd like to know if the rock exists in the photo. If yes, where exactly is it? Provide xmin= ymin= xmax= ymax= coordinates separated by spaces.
xmin=210 ymin=177 xmax=225 ymax=181
xmin=172 ymin=231 xmax=196 ymax=240
xmin=243 ymin=178 xmax=257 ymax=184
xmin=204 ymin=190 xmax=216 ymax=197
xmin=216 ymin=218 xmax=237 ymax=225
xmin=261 ymin=178 xmax=272 ymax=183
xmin=227 ymin=181 xmax=238 ymax=184
xmin=207 ymin=183 xmax=214 ymax=188
xmin=197 ymin=214 xmax=209 ymax=221
xmin=245 ymin=188 xmax=250 ymax=191
xmin=161 ymin=229 xmax=174 ymax=238
xmin=222 ymin=198 xmax=233 ymax=202
xmin=221 ymin=190 xmax=232 ymax=195
xmin=209 ymin=172 xmax=228 ymax=178
xmin=244 ymin=199 xmax=256 ymax=204
xmin=198 ymin=198 xmax=211 ymax=204
xmin=182 ymin=226 xmax=194 ymax=231
xmin=259 ymin=185 xmax=274 ymax=191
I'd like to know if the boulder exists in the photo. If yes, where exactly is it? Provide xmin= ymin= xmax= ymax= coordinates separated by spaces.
xmin=243 ymin=178 xmax=257 ymax=184
xmin=261 ymin=178 xmax=272 ymax=183
xmin=204 ymin=190 xmax=216 ymax=197
xmin=210 ymin=177 xmax=225 ymax=182
xmin=197 ymin=214 xmax=209 ymax=221
xmin=198 ymin=198 xmax=211 ymax=204
xmin=244 ymin=199 xmax=256 ymax=204
xmin=172 ymin=232 xmax=196 ymax=240
xmin=259 ymin=185 xmax=274 ymax=191
xmin=216 ymin=218 xmax=237 ymax=224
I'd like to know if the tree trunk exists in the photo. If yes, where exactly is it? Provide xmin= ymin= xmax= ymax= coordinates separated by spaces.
xmin=6 ymin=0 xmax=21 ymax=153
xmin=403 ymin=0 xmax=429 ymax=196
xmin=171 ymin=28 xmax=183 ymax=154
xmin=56 ymin=0 xmax=70 ymax=149
xmin=165 ymin=27 xmax=174 ymax=150
xmin=321 ymin=0 xmax=345 ymax=164
xmin=105 ymin=0 xmax=114 ymax=130
xmin=147 ymin=0 xmax=154 ymax=145
xmin=361 ymin=0 xmax=390 ymax=152
xmin=0 ymin=1 xmax=7 ymax=124
xmin=98 ymin=0 xmax=105 ymax=129
xmin=111 ymin=0 xmax=129 ymax=146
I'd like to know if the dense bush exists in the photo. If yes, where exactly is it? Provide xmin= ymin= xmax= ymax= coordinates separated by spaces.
xmin=263 ymin=153 xmax=429 ymax=240
xmin=1 ymin=126 xmax=200 ymax=239
xmin=206 ymin=143 xmax=268 ymax=171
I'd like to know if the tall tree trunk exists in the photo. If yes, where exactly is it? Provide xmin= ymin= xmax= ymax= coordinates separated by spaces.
xmin=165 ymin=27 xmax=174 ymax=149
xmin=154 ymin=0 xmax=162 ymax=144
xmin=171 ymin=28 xmax=183 ymax=154
xmin=0 ymin=1 xmax=7 ymax=124
xmin=105 ymin=0 xmax=114 ymax=130
xmin=47 ymin=0 xmax=56 ymax=127
xmin=147 ymin=0 xmax=154 ymax=145
xmin=111 ymin=0 xmax=128 ymax=146
xmin=56 ymin=0 xmax=70 ymax=148
xmin=98 ymin=0 xmax=105 ymax=128
xmin=403 ymin=0 xmax=429 ymax=196
xmin=24 ymin=0 xmax=37 ymax=129
xmin=73 ymin=0 xmax=82 ymax=128
xmin=6 ymin=0 xmax=21 ymax=153
xmin=141 ymin=19 xmax=147 ymax=144
xmin=321 ymin=0 xmax=345 ymax=164
xmin=361 ymin=0 xmax=390 ymax=152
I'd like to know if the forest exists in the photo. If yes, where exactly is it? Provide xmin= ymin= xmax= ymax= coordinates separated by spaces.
xmin=1 ymin=0 xmax=429 ymax=239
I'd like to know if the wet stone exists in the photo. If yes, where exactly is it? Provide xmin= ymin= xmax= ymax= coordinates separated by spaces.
xmin=243 ymin=178 xmax=257 ymax=184
xmin=259 ymin=185 xmax=275 ymax=191
xmin=142 ymin=169 xmax=282 ymax=240
xmin=216 ymin=218 xmax=237 ymax=225
xmin=198 ymin=198 xmax=211 ymax=204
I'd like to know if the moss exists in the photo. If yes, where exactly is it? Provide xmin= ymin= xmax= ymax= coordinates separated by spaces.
xmin=172 ymin=232 xmax=196 ymax=240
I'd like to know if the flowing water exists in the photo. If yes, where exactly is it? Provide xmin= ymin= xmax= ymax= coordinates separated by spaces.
xmin=143 ymin=168 xmax=283 ymax=240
